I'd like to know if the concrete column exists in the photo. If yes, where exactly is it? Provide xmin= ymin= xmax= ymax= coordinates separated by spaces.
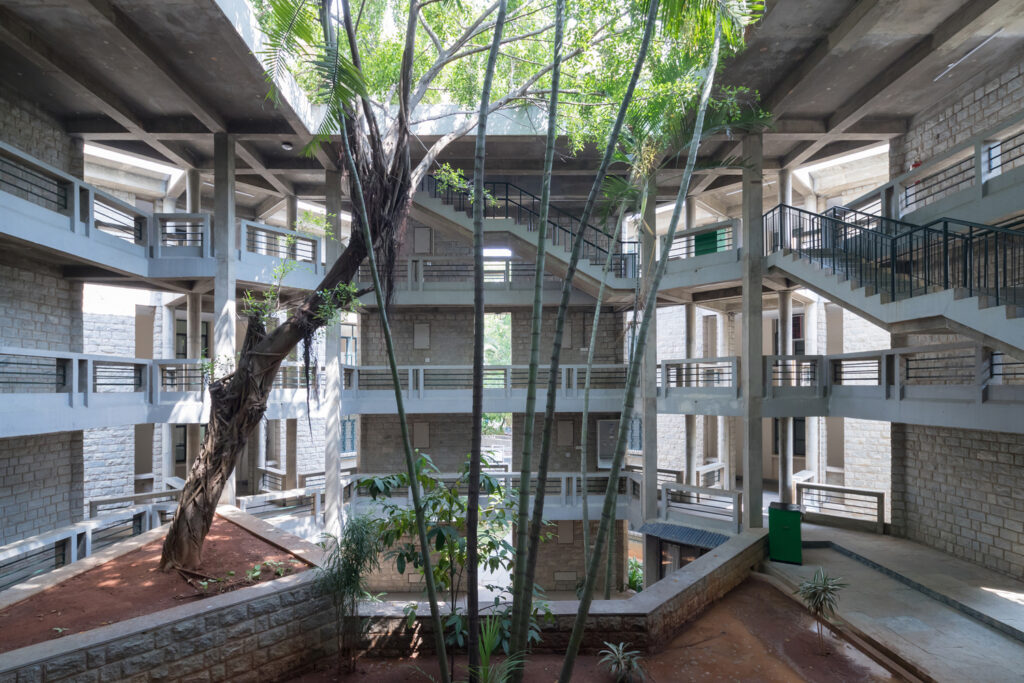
xmin=185 ymin=293 xmax=202 ymax=474
xmin=286 ymin=195 xmax=298 ymax=230
xmin=324 ymin=172 xmax=344 ymax=534
xmin=741 ymin=134 xmax=765 ymax=529
xmin=778 ymin=290 xmax=794 ymax=503
xmin=285 ymin=418 xmax=298 ymax=490
xmin=803 ymin=193 xmax=818 ymax=214
xmin=640 ymin=184 xmax=660 ymax=588
xmin=804 ymin=300 xmax=821 ymax=481
xmin=162 ymin=196 xmax=177 ymax=213
xmin=716 ymin=313 xmax=731 ymax=488
xmin=185 ymin=169 xmax=201 ymax=213
xmin=778 ymin=169 xmax=793 ymax=207
xmin=213 ymin=133 xmax=237 ymax=504
xmin=683 ymin=302 xmax=697 ymax=486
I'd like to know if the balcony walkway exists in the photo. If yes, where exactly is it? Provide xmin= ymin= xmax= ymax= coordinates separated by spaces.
xmin=766 ymin=524 xmax=1024 ymax=682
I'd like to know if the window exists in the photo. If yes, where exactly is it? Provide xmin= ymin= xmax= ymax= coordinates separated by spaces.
xmin=175 ymin=319 xmax=209 ymax=359
xmin=340 ymin=417 xmax=357 ymax=452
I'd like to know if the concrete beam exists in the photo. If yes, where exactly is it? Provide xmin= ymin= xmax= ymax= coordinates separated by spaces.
xmin=0 ymin=8 xmax=196 ymax=168
xmin=786 ymin=0 xmax=1006 ymax=168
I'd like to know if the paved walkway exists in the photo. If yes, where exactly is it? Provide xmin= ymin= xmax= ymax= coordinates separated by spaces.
xmin=768 ymin=525 xmax=1024 ymax=682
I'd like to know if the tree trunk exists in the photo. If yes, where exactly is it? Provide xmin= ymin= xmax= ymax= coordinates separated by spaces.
xmin=558 ymin=17 xmax=723 ymax=682
xmin=508 ymin=0 xmax=563 ymax=660
xmin=510 ymin=0 xmax=660 ymax=658
xmin=468 ymin=2 xmax=509 ymax=676
xmin=159 ymin=232 xmax=369 ymax=570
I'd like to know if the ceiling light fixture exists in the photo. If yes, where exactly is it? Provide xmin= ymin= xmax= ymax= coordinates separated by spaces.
xmin=934 ymin=29 xmax=1002 ymax=82
xmin=281 ymin=141 xmax=294 ymax=151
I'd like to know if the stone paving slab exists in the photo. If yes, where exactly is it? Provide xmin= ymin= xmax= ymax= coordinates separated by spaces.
xmin=802 ymin=524 xmax=1024 ymax=635
xmin=770 ymin=546 xmax=1024 ymax=682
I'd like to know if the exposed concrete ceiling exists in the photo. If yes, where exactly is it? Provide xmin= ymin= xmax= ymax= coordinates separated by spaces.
xmin=0 ymin=0 xmax=1022 ymax=216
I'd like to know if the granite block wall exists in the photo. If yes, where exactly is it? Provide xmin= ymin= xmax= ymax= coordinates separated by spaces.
xmin=891 ymin=424 xmax=1024 ymax=579
xmin=890 ymin=58 xmax=1024 ymax=176
xmin=0 ymin=432 xmax=84 ymax=545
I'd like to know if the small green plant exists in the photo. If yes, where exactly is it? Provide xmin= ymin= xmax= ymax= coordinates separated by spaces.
xmin=317 ymin=517 xmax=383 ymax=672
xmin=627 ymin=557 xmax=643 ymax=592
xmin=472 ymin=613 xmax=524 ymax=683
xmin=432 ymin=162 xmax=499 ymax=207
xmin=598 ymin=641 xmax=647 ymax=683
xmin=51 ymin=627 xmax=68 ymax=637
xmin=246 ymin=563 xmax=263 ymax=581
xmin=795 ymin=567 xmax=848 ymax=654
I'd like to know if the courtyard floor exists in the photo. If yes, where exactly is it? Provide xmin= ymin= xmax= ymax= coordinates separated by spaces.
xmin=768 ymin=524 xmax=1024 ymax=682
xmin=290 ymin=579 xmax=895 ymax=682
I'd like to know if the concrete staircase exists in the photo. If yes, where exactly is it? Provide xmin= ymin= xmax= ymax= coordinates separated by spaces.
xmin=767 ymin=241 xmax=1024 ymax=358
xmin=410 ymin=188 xmax=638 ymax=303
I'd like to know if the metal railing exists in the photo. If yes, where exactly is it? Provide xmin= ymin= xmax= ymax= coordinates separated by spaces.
xmin=241 ymin=220 xmax=319 ymax=265
xmin=342 ymin=363 xmax=628 ymax=397
xmin=765 ymin=204 xmax=1024 ymax=308
xmin=797 ymin=482 xmax=885 ymax=534
xmin=659 ymin=482 xmax=743 ymax=533
xmin=422 ymin=175 xmax=639 ymax=278
xmin=660 ymin=357 xmax=737 ymax=391
xmin=0 ymin=153 xmax=67 ymax=211
xmin=901 ymin=156 xmax=975 ymax=212
xmin=988 ymin=128 xmax=1024 ymax=175
xmin=665 ymin=219 xmax=738 ymax=260
xmin=358 ymin=256 xmax=563 ymax=292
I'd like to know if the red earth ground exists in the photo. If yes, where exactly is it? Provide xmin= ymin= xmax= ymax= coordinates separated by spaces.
xmin=290 ymin=579 xmax=898 ymax=682
xmin=0 ymin=515 xmax=309 ymax=654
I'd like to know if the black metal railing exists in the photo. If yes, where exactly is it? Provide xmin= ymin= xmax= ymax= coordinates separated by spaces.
xmin=92 ymin=362 xmax=142 ymax=392
xmin=93 ymin=197 xmax=143 ymax=242
xmin=903 ymin=351 xmax=975 ymax=385
xmin=245 ymin=226 xmax=317 ymax=264
xmin=0 ymin=355 xmax=65 ymax=393
xmin=160 ymin=219 xmax=206 ymax=248
xmin=988 ymin=129 xmax=1024 ymax=175
xmin=422 ymin=175 xmax=639 ymax=278
xmin=0 ymin=154 xmax=67 ymax=212
xmin=160 ymin=365 xmax=205 ymax=391
xmin=765 ymin=205 xmax=1024 ymax=307
xmin=901 ymin=156 xmax=974 ymax=211
xmin=661 ymin=360 xmax=734 ymax=389
xmin=667 ymin=225 xmax=735 ymax=259
xmin=832 ymin=358 xmax=879 ymax=386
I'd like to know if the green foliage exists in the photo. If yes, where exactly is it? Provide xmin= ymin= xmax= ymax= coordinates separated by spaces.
xmin=795 ymin=566 xmax=847 ymax=653
xmin=484 ymin=312 xmax=511 ymax=366
xmin=317 ymin=517 xmax=384 ymax=671
xmin=363 ymin=452 xmax=553 ymax=654
xmin=250 ymin=0 xmax=762 ymax=159
xmin=627 ymin=557 xmax=643 ymax=592
xmin=433 ymin=163 xmax=498 ymax=208
xmin=473 ymin=612 xmax=525 ymax=683
xmin=598 ymin=641 xmax=647 ymax=683
xmin=482 ymin=414 xmax=510 ymax=435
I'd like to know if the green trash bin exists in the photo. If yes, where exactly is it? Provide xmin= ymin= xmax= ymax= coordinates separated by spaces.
xmin=768 ymin=501 xmax=802 ymax=564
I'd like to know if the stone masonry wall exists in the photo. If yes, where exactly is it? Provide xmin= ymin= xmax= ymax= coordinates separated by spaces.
xmin=359 ymin=414 xmax=474 ymax=472
xmin=0 ymin=432 xmax=84 ymax=545
xmin=841 ymin=308 xmax=891 ymax=513
xmin=510 ymin=306 xmax=624 ymax=366
xmin=890 ymin=58 xmax=1024 ymax=176
xmin=360 ymin=308 xmax=475 ymax=366
xmin=891 ymin=424 xmax=1024 ymax=579
xmin=0 ymin=89 xmax=81 ymax=176
xmin=531 ymin=520 xmax=627 ymax=594
xmin=511 ymin=412 xmax=622 ymax=473
xmin=0 ymin=251 xmax=83 ymax=352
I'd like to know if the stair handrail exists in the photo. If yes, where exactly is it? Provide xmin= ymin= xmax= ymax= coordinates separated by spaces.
xmin=767 ymin=203 xmax=1024 ymax=308
xmin=421 ymin=174 xmax=639 ymax=277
